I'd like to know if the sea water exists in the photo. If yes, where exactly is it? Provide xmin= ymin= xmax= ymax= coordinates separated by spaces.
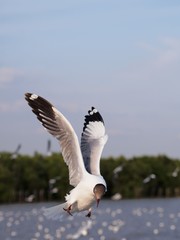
xmin=0 ymin=198 xmax=179 ymax=240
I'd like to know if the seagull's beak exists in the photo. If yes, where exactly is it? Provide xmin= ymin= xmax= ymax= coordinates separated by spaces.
xmin=96 ymin=198 xmax=100 ymax=208
xmin=93 ymin=184 xmax=106 ymax=208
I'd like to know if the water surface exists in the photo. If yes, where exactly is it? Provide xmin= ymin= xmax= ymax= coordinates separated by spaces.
xmin=0 ymin=198 xmax=179 ymax=240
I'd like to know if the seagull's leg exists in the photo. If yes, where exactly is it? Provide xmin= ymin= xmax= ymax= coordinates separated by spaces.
xmin=86 ymin=208 xmax=92 ymax=218
xmin=63 ymin=205 xmax=73 ymax=216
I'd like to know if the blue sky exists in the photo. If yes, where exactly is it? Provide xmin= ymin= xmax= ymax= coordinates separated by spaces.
xmin=1 ymin=0 xmax=180 ymax=158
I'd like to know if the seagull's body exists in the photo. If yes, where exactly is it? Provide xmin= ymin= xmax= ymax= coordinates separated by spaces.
xmin=64 ymin=174 xmax=105 ymax=213
xmin=25 ymin=93 xmax=108 ymax=220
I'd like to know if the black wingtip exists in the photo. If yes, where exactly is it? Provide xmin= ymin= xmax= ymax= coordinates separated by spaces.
xmin=25 ymin=92 xmax=30 ymax=97
xmin=82 ymin=106 xmax=105 ymax=133
xmin=24 ymin=93 xmax=57 ymax=130
xmin=88 ymin=106 xmax=95 ymax=113
xmin=25 ymin=92 xmax=38 ymax=99
xmin=24 ymin=92 xmax=30 ymax=100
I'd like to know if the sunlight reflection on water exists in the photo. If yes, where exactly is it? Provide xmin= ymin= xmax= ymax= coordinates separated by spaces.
xmin=0 ymin=198 xmax=180 ymax=240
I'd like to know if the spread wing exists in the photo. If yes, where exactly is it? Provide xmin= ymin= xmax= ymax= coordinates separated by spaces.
xmin=80 ymin=107 xmax=108 ymax=176
xmin=25 ymin=93 xmax=87 ymax=187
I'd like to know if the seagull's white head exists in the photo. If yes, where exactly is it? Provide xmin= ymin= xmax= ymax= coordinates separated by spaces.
xmin=93 ymin=184 xmax=106 ymax=207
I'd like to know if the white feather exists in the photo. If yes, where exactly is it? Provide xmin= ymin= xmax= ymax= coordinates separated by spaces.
xmin=25 ymin=94 xmax=108 ymax=220
xmin=43 ymin=203 xmax=67 ymax=221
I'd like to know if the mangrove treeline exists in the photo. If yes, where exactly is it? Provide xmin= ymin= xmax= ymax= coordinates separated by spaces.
xmin=0 ymin=152 xmax=180 ymax=203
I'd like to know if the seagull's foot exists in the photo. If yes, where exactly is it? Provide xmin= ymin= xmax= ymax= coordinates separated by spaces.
xmin=63 ymin=205 xmax=73 ymax=216
xmin=86 ymin=208 xmax=92 ymax=218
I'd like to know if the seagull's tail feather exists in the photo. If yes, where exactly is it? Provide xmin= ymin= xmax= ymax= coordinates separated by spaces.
xmin=43 ymin=203 xmax=67 ymax=221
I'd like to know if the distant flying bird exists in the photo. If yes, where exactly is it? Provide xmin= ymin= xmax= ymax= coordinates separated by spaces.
xmin=12 ymin=144 xmax=21 ymax=159
xmin=172 ymin=167 xmax=179 ymax=178
xmin=25 ymin=194 xmax=35 ymax=203
xmin=47 ymin=139 xmax=52 ymax=156
xmin=25 ymin=93 xmax=108 ymax=220
xmin=143 ymin=173 xmax=156 ymax=184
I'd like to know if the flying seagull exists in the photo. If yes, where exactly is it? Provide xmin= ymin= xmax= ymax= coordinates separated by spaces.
xmin=25 ymin=93 xmax=108 ymax=220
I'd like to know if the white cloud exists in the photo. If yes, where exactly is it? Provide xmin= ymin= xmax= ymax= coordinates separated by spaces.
xmin=0 ymin=67 xmax=23 ymax=85
xmin=120 ymin=37 xmax=180 ymax=86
